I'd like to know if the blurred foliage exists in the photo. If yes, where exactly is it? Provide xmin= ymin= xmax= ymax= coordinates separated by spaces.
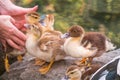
xmin=14 ymin=0 xmax=120 ymax=48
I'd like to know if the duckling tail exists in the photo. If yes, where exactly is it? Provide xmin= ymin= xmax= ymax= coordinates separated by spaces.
xmin=105 ymin=38 xmax=116 ymax=51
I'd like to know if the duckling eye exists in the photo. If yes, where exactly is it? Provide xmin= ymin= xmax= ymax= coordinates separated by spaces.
xmin=34 ymin=16 xmax=38 ymax=19
xmin=70 ymin=72 xmax=74 ymax=74
xmin=28 ymin=14 xmax=31 ymax=16
xmin=73 ymin=30 xmax=77 ymax=33
xmin=32 ymin=25 xmax=35 ymax=28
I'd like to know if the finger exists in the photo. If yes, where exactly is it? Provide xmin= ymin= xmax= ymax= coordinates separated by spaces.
xmin=31 ymin=5 xmax=38 ymax=11
xmin=13 ymin=5 xmax=38 ymax=16
xmin=13 ymin=15 xmax=25 ymax=21
xmin=12 ymin=5 xmax=38 ymax=20
xmin=8 ymin=21 xmax=27 ymax=41
xmin=23 ymin=5 xmax=38 ymax=14
xmin=20 ymin=27 xmax=27 ymax=32
xmin=10 ymin=16 xmax=16 ymax=24
xmin=14 ymin=29 xmax=27 ymax=41
xmin=6 ymin=39 xmax=22 ymax=50
xmin=15 ymin=20 xmax=26 ymax=29
xmin=10 ymin=16 xmax=26 ymax=29
xmin=10 ymin=35 xmax=25 ymax=47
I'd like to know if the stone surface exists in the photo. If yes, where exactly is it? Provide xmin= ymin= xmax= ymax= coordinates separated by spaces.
xmin=0 ymin=49 xmax=120 ymax=80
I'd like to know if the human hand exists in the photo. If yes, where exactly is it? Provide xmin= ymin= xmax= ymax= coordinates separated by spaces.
xmin=0 ymin=4 xmax=38 ymax=20
xmin=1 ymin=5 xmax=38 ymax=31
xmin=0 ymin=0 xmax=38 ymax=31
xmin=13 ymin=5 xmax=38 ymax=31
xmin=0 ymin=15 xmax=26 ymax=50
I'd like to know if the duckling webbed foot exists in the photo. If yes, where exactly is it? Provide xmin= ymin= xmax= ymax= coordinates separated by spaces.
xmin=86 ymin=57 xmax=93 ymax=67
xmin=17 ymin=55 xmax=23 ymax=62
xmin=75 ymin=58 xmax=91 ymax=67
xmin=34 ymin=58 xmax=46 ymax=66
xmin=39 ymin=57 xmax=55 ymax=74
xmin=80 ymin=58 xmax=87 ymax=64
xmin=86 ymin=62 xmax=91 ymax=67
xmin=4 ymin=54 xmax=10 ymax=72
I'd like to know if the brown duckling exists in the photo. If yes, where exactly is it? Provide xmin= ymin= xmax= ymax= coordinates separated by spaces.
xmin=62 ymin=25 xmax=116 ymax=66
xmin=62 ymin=63 xmax=103 ymax=80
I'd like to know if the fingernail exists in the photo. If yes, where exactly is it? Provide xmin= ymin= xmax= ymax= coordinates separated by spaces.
xmin=35 ymin=5 xmax=38 ymax=7
xmin=33 ymin=5 xmax=38 ymax=11
xmin=20 ymin=48 xmax=26 ymax=52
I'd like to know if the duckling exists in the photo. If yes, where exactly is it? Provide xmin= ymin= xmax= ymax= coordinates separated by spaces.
xmin=62 ymin=65 xmax=85 ymax=80
xmin=2 ymin=35 xmax=26 ymax=72
xmin=62 ymin=25 xmax=116 ymax=66
xmin=62 ymin=63 xmax=102 ymax=80
xmin=1 ymin=13 xmax=40 ymax=73
xmin=25 ymin=12 xmax=40 ymax=25
xmin=91 ymin=56 xmax=120 ymax=80
xmin=40 ymin=14 xmax=54 ymax=30
xmin=25 ymin=12 xmax=66 ymax=74
xmin=4 ymin=47 xmax=25 ymax=72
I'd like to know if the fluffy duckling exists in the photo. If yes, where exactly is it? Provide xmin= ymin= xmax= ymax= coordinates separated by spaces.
xmin=4 ymin=15 xmax=40 ymax=63
xmin=1 ymin=13 xmax=40 ymax=73
xmin=62 ymin=65 xmax=85 ymax=80
xmin=2 ymin=37 xmax=26 ymax=72
xmin=62 ymin=25 xmax=116 ymax=66
xmin=91 ymin=56 xmax=120 ymax=80
xmin=40 ymin=14 xmax=54 ymax=30
xmin=25 ymin=12 xmax=66 ymax=74
xmin=4 ymin=48 xmax=25 ymax=72
xmin=62 ymin=63 xmax=102 ymax=80
xmin=25 ymin=12 xmax=40 ymax=25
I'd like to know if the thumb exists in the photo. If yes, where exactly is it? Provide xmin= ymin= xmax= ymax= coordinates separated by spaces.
xmin=22 ymin=5 xmax=38 ymax=14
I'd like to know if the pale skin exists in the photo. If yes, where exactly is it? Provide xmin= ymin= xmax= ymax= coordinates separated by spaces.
xmin=0 ymin=0 xmax=38 ymax=50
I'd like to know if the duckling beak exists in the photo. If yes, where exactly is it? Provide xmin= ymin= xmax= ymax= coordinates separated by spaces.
xmin=61 ymin=32 xmax=70 ymax=39
xmin=24 ymin=24 xmax=33 ymax=31
xmin=24 ymin=23 xmax=30 ymax=29
xmin=61 ymin=75 xmax=69 ymax=80
xmin=39 ymin=14 xmax=46 ymax=26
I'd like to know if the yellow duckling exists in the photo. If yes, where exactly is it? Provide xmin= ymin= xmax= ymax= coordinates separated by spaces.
xmin=3 ymin=12 xmax=40 ymax=73
xmin=62 ymin=25 xmax=116 ymax=66
xmin=25 ymin=12 xmax=66 ymax=74
xmin=42 ymin=14 xmax=54 ymax=30
xmin=25 ymin=12 xmax=40 ymax=25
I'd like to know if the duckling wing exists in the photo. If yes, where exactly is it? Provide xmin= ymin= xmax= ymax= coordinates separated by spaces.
xmin=38 ymin=36 xmax=56 ymax=52
xmin=38 ymin=31 xmax=64 ymax=52
xmin=80 ymin=41 xmax=98 ymax=57
xmin=82 ymin=32 xmax=106 ymax=51
xmin=81 ymin=32 xmax=108 ymax=57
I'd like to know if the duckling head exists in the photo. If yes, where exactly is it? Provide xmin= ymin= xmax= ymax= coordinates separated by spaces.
xmin=69 ymin=25 xmax=85 ymax=37
xmin=25 ymin=12 xmax=40 ymax=25
xmin=61 ymin=25 xmax=85 ymax=39
xmin=62 ymin=65 xmax=85 ymax=80
xmin=41 ymin=14 xmax=54 ymax=30
xmin=26 ymin=24 xmax=42 ymax=39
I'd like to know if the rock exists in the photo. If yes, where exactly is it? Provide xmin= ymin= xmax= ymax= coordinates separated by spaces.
xmin=0 ymin=59 xmax=73 ymax=80
xmin=0 ymin=49 xmax=120 ymax=80
xmin=94 ymin=49 xmax=120 ymax=63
